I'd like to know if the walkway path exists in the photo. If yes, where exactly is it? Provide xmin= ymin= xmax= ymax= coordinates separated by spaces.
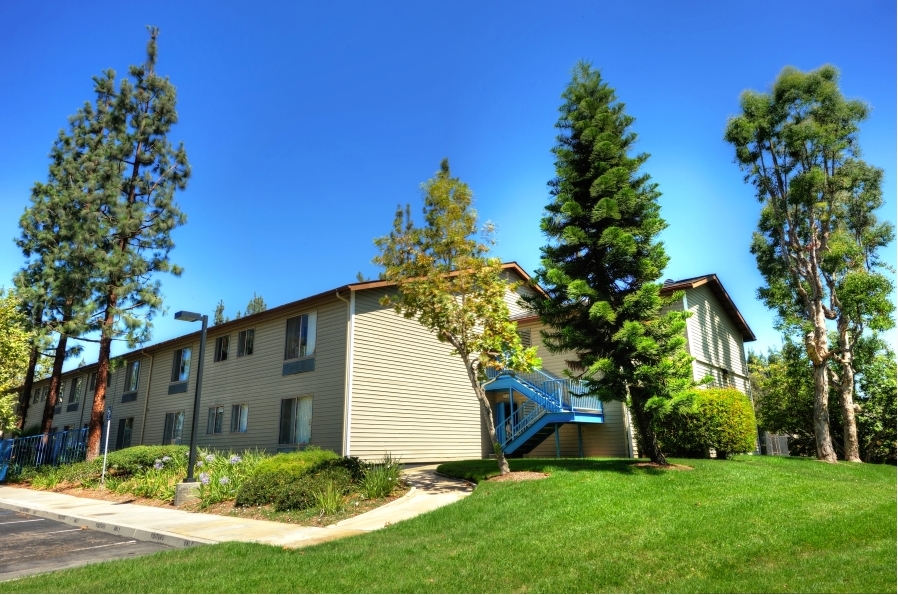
xmin=0 ymin=464 xmax=473 ymax=550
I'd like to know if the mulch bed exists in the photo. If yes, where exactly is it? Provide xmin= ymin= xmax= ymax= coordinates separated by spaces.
xmin=632 ymin=462 xmax=693 ymax=470
xmin=487 ymin=471 xmax=549 ymax=482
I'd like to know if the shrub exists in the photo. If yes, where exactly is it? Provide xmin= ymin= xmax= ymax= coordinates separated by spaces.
xmin=656 ymin=388 xmax=757 ymax=458
xmin=106 ymin=445 xmax=189 ymax=476
xmin=272 ymin=467 xmax=352 ymax=512
xmin=359 ymin=453 xmax=403 ymax=499
xmin=236 ymin=447 xmax=339 ymax=507
xmin=311 ymin=456 xmax=366 ymax=482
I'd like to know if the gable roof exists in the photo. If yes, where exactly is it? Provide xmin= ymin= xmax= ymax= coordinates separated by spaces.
xmin=662 ymin=274 xmax=756 ymax=342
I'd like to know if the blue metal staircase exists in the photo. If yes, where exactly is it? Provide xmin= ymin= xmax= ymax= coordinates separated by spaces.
xmin=483 ymin=368 xmax=604 ymax=455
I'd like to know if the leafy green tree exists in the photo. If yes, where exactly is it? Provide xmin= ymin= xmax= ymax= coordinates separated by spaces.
xmin=725 ymin=65 xmax=893 ymax=463
xmin=525 ymin=62 xmax=694 ymax=465
xmin=0 ymin=289 xmax=32 ymax=435
xmin=374 ymin=159 xmax=540 ymax=475
xmin=750 ymin=336 xmax=896 ymax=463
xmin=39 ymin=27 xmax=190 ymax=457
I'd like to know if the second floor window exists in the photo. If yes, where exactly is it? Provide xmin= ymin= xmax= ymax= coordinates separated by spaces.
xmin=284 ymin=312 xmax=317 ymax=360
xmin=237 ymin=329 xmax=254 ymax=357
xmin=68 ymin=377 xmax=84 ymax=403
xmin=124 ymin=361 xmax=140 ymax=392
xmin=171 ymin=348 xmax=192 ymax=383
xmin=214 ymin=336 xmax=229 ymax=362
xmin=87 ymin=372 xmax=97 ymax=391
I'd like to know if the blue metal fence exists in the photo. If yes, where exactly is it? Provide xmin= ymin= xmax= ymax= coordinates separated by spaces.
xmin=0 ymin=428 xmax=89 ymax=482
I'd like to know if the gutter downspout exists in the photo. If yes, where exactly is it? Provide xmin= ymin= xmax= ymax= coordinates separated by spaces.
xmin=138 ymin=350 xmax=154 ymax=446
xmin=336 ymin=290 xmax=355 ymax=457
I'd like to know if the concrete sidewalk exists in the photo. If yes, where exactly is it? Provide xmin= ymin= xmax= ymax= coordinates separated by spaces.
xmin=0 ymin=464 xmax=472 ymax=549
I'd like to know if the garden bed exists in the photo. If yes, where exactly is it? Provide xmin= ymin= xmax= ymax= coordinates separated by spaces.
xmin=7 ymin=445 xmax=408 ymax=527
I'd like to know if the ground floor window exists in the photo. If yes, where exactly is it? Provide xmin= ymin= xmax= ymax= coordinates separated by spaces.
xmin=162 ymin=411 xmax=185 ymax=444
xmin=231 ymin=404 xmax=249 ymax=433
xmin=207 ymin=406 xmax=224 ymax=434
xmin=279 ymin=395 xmax=312 ymax=445
xmin=116 ymin=418 xmax=134 ymax=450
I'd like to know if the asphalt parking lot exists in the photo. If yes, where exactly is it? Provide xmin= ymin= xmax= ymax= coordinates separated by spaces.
xmin=0 ymin=508 xmax=171 ymax=581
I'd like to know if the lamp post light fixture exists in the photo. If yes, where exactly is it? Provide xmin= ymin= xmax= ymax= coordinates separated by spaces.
xmin=173 ymin=310 xmax=208 ymax=504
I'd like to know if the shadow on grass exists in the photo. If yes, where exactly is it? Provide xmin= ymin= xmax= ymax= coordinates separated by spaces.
xmin=437 ymin=458 xmax=674 ymax=483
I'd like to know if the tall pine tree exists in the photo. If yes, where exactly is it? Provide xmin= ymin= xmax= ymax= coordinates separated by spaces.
xmin=526 ymin=62 xmax=694 ymax=465
xmin=81 ymin=27 xmax=190 ymax=457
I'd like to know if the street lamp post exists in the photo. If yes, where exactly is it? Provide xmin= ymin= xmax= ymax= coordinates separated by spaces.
xmin=173 ymin=310 xmax=207 ymax=505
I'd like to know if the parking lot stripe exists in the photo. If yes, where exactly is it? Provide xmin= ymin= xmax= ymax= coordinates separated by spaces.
xmin=71 ymin=540 xmax=137 ymax=552
xmin=0 ymin=519 xmax=44 ymax=525
xmin=40 ymin=528 xmax=83 ymax=534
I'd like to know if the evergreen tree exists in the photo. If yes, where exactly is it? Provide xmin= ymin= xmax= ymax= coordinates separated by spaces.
xmin=525 ymin=62 xmax=694 ymax=465
xmin=725 ymin=65 xmax=893 ymax=462
xmin=214 ymin=300 xmax=228 ymax=326
xmin=243 ymin=292 xmax=267 ymax=316
xmin=45 ymin=27 xmax=190 ymax=457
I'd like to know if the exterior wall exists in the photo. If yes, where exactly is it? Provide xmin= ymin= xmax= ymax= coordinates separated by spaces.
xmin=142 ymin=297 xmax=347 ymax=454
xmin=349 ymin=288 xmax=484 ymax=462
xmin=513 ymin=320 xmax=632 ymax=458
xmin=682 ymin=285 xmax=749 ymax=393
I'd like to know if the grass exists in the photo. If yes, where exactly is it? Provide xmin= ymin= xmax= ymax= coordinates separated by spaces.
xmin=2 ymin=456 xmax=894 ymax=593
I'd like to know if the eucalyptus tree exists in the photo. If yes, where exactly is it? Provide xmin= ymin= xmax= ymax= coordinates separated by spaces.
xmin=725 ymin=65 xmax=893 ymax=462
xmin=524 ymin=62 xmax=695 ymax=465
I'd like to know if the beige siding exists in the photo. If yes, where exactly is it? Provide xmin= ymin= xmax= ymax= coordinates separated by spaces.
xmin=513 ymin=320 xmax=632 ymax=458
xmin=684 ymin=285 xmax=749 ymax=393
xmin=349 ymin=288 xmax=483 ymax=462
xmin=142 ymin=298 xmax=347 ymax=454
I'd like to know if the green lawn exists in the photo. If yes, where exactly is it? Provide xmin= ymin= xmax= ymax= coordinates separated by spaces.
xmin=2 ymin=456 xmax=895 ymax=593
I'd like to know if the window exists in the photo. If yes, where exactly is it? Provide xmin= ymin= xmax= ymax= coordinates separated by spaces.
xmin=66 ymin=377 xmax=84 ymax=411
xmin=162 ymin=411 xmax=185 ymax=444
xmin=124 ymin=360 xmax=140 ymax=392
xmin=87 ymin=372 xmax=97 ymax=391
xmin=279 ymin=396 xmax=312 ymax=445
xmin=214 ymin=336 xmax=229 ymax=362
xmin=207 ymin=406 xmax=224 ymax=434
xmin=284 ymin=312 xmax=317 ymax=360
xmin=115 ymin=418 xmax=134 ymax=450
xmin=68 ymin=378 xmax=83 ymax=403
xmin=516 ymin=329 xmax=532 ymax=348
xmin=237 ymin=329 xmax=254 ymax=357
xmin=32 ymin=386 xmax=44 ymax=404
xmin=231 ymin=404 xmax=249 ymax=433
xmin=171 ymin=348 xmax=192 ymax=382
xmin=40 ymin=386 xmax=48 ymax=402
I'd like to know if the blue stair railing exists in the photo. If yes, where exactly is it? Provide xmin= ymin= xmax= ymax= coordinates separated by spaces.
xmin=484 ymin=368 xmax=604 ymax=449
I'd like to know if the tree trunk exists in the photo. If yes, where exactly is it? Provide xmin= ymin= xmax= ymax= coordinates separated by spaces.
xmin=86 ymin=332 xmax=113 ymax=459
xmin=629 ymin=394 xmax=668 ymax=465
xmin=464 ymin=365 xmax=510 ymax=475
xmin=811 ymin=362 xmax=838 ymax=463
xmin=39 ymin=335 xmax=67 ymax=435
xmin=16 ymin=345 xmax=40 ymax=429
xmin=838 ymin=359 xmax=861 ymax=462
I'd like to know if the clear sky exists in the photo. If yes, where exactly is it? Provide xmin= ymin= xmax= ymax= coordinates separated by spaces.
xmin=1 ymin=1 xmax=895 ymax=370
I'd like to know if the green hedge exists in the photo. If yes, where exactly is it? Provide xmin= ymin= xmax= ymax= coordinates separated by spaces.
xmin=235 ymin=447 xmax=339 ymax=506
xmin=656 ymin=388 xmax=757 ymax=458
xmin=272 ymin=467 xmax=353 ymax=511
xmin=106 ymin=445 xmax=189 ymax=476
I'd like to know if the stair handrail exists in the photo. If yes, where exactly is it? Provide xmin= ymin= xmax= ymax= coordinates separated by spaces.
xmin=485 ymin=368 xmax=603 ymax=414
xmin=501 ymin=400 xmax=548 ymax=448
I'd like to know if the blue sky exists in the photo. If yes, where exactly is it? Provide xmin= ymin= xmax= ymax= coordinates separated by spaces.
xmin=1 ymin=1 xmax=895 ymax=370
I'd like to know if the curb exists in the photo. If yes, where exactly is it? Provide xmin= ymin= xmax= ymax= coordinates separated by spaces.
xmin=432 ymin=470 xmax=477 ymax=487
xmin=0 ymin=499 xmax=214 ymax=549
